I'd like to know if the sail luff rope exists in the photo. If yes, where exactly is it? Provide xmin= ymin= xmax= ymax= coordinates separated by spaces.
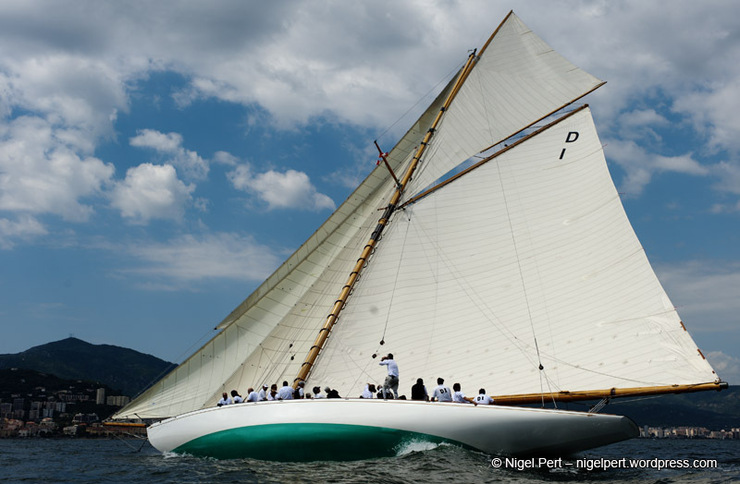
xmin=292 ymin=50 xmax=482 ymax=388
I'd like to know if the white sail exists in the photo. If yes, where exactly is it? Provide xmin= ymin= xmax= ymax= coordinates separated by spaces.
xmin=309 ymin=107 xmax=717 ymax=397
xmin=406 ymin=12 xmax=604 ymax=196
xmin=114 ymin=12 xmax=718 ymax=422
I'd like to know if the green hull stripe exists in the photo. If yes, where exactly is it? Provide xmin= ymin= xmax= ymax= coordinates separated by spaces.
xmin=173 ymin=423 xmax=461 ymax=461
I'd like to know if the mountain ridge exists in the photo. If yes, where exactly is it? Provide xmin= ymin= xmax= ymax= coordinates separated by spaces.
xmin=0 ymin=337 xmax=175 ymax=397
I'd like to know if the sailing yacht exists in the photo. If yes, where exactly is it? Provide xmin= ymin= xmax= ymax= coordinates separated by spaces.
xmin=112 ymin=11 xmax=725 ymax=461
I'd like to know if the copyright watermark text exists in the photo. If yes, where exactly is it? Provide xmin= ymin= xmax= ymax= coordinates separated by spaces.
xmin=490 ymin=456 xmax=719 ymax=471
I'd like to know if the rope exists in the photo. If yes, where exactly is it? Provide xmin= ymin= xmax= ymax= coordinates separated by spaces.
xmin=112 ymin=432 xmax=148 ymax=453
xmin=492 ymin=159 xmax=548 ymax=395
xmin=379 ymin=209 xmax=412 ymax=343
xmin=375 ymin=61 xmax=465 ymax=143
xmin=407 ymin=214 xmax=540 ymax=366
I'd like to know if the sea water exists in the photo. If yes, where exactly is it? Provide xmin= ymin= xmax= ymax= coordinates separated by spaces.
xmin=1 ymin=438 xmax=738 ymax=483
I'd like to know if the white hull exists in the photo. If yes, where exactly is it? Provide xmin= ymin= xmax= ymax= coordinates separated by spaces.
xmin=147 ymin=399 xmax=638 ymax=461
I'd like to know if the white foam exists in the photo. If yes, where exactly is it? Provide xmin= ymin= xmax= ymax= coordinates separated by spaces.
xmin=395 ymin=439 xmax=448 ymax=456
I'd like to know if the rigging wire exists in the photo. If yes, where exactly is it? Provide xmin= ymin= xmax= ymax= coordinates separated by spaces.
xmin=375 ymin=61 xmax=466 ymax=143
xmin=491 ymin=159 xmax=549 ymax=402
xmin=407 ymin=210 xmax=542 ymax=369
xmin=378 ymin=208 xmax=413 ymax=344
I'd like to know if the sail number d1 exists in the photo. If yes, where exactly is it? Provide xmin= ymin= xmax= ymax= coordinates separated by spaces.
xmin=559 ymin=131 xmax=579 ymax=160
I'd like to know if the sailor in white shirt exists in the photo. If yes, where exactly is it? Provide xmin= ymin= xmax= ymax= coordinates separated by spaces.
xmin=431 ymin=378 xmax=452 ymax=402
xmin=379 ymin=353 xmax=399 ymax=399
xmin=217 ymin=392 xmax=232 ymax=406
xmin=277 ymin=381 xmax=294 ymax=400
xmin=452 ymin=382 xmax=477 ymax=405
xmin=258 ymin=384 xmax=268 ymax=401
xmin=246 ymin=387 xmax=260 ymax=403
xmin=230 ymin=390 xmax=244 ymax=403
xmin=313 ymin=386 xmax=325 ymax=399
xmin=473 ymin=388 xmax=494 ymax=405
xmin=361 ymin=383 xmax=376 ymax=399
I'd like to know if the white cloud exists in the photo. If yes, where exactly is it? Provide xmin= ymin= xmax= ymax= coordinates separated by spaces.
xmin=653 ymin=260 xmax=740 ymax=384
xmin=705 ymin=351 xmax=740 ymax=385
xmin=674 ymin=79 xmax=740 ymax=155
xmin=710 ymin=161 xmax=740 ymax=196
xmin=604 ymin=139 xmax=708 ymax=196
xmin=228 ymin=163 xmax=335 ymax=212
xmin=0 ymin=0 xmax=738 ymax=228
xmin=110 ymin=163 xmax=194 ymax=224
xmin=0 ymin=116 xmax=114 ymax=222
xmin=0 ymin=214 xmax=47 ymax=249
xmin=130 ymin=129 xmax=208 ymax=181
xmin=212 ymin=150 xmax=239 ymax=166
xmin=130 ymin=130 xmax=183 ymax=153
xmin=123 ymin=232 xmax=282 ymax=284
xmin=2 ymin=54 xmax=128 ymax=145
xmin=655 ymin=260 xmax=740 ymax=335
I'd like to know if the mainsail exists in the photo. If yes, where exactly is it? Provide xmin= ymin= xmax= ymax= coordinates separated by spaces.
xmin=113 ymin=12 xmax=719 ymax=421
xmin=310 ymin=105 xmax=718 ymax=399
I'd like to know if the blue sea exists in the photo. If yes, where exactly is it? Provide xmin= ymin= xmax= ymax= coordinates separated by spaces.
xmin=1 ymin=438 xmax=738 ymax=483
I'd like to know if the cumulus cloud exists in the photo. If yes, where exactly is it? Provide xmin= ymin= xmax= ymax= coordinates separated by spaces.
xmin=130 ymin=129 xmax=208 ymax=181
xmin=656 ymin=260 xmax=740 ymax=332
xmin=228 ymin=162 xmax=335 ymax=212
xmin=652 ymin=260 xmax=740 ymax=384
xmin=604 ymin=139 xmax=709 ymax=196
xmin=705 ymin=351 xmax=740 ymax=385
xmin=674 ymin=79 xmax=740 ymax=155
xmin=110 ymin=163 xmax=194 ymax=224
xmin=1 ymin=0 xmax=739 ymax=227
xmin=123 ymin=232 xmax=282 ymax=284
xmin=0 ymin=214 xmax=47 ymax=249
xmin=0 ymin=116 xmax=114 ymax=222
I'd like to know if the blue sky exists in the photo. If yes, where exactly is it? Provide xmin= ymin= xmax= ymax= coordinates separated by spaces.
xmin=1 ymin=1 xmax=738 ymax=384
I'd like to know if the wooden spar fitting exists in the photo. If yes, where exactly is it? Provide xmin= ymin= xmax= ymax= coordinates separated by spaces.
xmin=292 ymin=49 xmax=481 ymax=388
xmin=374 ymin=141 xmax=401 ymax=188
xmin=491 ymin=381 xmax=728 ymax=406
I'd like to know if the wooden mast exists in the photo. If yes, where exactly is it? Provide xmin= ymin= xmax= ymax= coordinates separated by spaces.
xmin=293 ymin=48 xmax=483 ymax=387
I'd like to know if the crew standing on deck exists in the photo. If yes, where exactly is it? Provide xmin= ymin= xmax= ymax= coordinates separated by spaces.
xmin=379 ymin=353 xmax=399 ymax=399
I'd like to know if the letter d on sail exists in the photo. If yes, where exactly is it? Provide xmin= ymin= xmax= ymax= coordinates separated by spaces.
xmin=560 ymin=131 xmax=580 ymax=159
